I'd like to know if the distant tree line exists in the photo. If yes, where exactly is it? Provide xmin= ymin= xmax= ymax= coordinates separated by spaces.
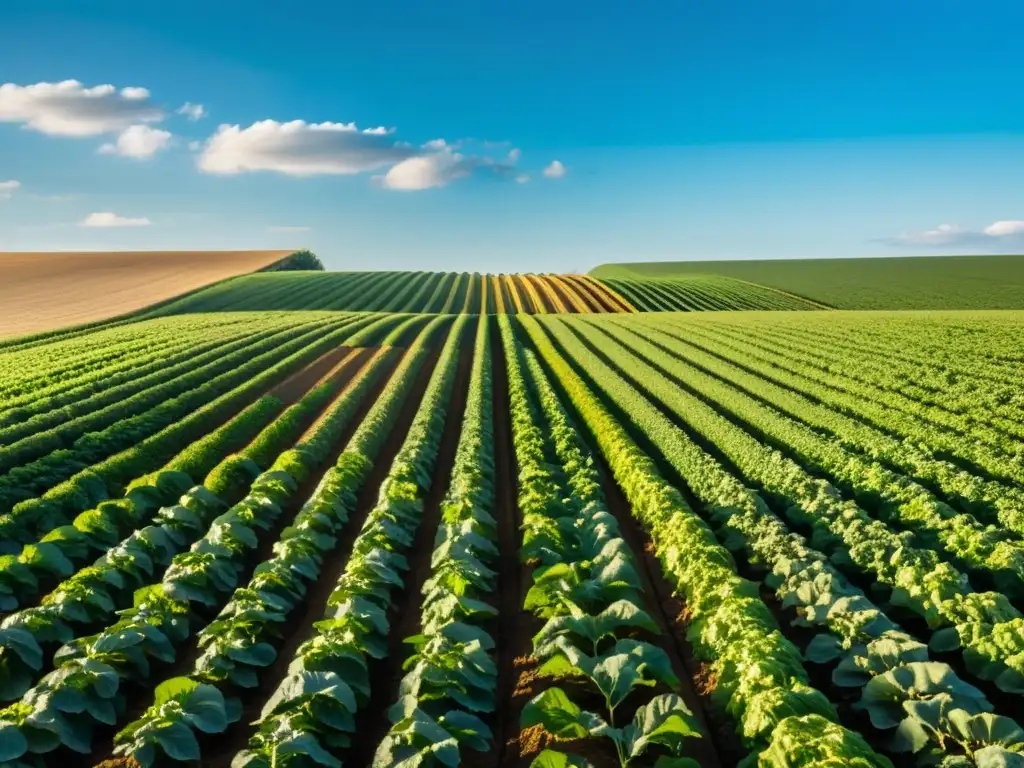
xmin=261 ymin=249 xmax=325 ymax=272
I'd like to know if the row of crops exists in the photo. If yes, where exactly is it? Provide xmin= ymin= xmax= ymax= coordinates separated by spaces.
xmin=1 ymin=309 xmax=1023 ymax=766
xmin=150 ymin=271 xmax=829 ymax=316
xmin=154 ymin=272 xmax=637 ymax=316
xmin=599 ymin=276 xmax=827 ymax=312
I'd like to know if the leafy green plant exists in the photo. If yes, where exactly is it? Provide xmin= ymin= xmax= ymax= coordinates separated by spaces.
xmin=234 ymin=317 xmax=466 ymax=765
xmin=114 ymin=678 xmax=234 ymax=765
xmin=523 ymin=689 xmax=701 ymax=767
xmin=375 ymin=699 xmax=491 ymax=767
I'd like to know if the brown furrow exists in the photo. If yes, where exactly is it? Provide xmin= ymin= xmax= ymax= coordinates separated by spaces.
xmin=345 ymin=342 xmax=475 ymax=765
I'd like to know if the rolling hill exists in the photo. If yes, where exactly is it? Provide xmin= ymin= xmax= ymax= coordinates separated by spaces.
xmin=0 ymin=250 xmax=297 ymax=337
xmin=591 ymin=253 xmax=1024 ymax=309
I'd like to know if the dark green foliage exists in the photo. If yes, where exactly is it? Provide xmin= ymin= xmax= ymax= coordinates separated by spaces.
xmin=262 ymin=250 xmax=325 ymax=272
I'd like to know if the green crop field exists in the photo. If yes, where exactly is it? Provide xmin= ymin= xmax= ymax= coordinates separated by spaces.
xmin=597 ymin=274 xmax=827 ymax=311
xmin=154 ymin=271 xmax=637 ymax=315
xmin=2 ymin=262 xmax=1024 ymax=768
xmin=153 ymin=269 xmax=833 ymax=315
xmin=592 ymin=253 xmax=1024 ymax=309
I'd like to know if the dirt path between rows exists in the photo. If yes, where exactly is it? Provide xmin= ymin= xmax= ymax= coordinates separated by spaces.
xmin=269 ymin=344 xmax=371 ymax=404
xmin=489 ymin=321 xmax=532 ymax=768
xmin=592 ymin=452 xmax=731 ymax=768
xmin=512 ymin=322 xmax=728 ymax=767
xmin=202 ymin=347 xmax=440 ymax=768
xmin=545 ymin=276 xmax=582 ymax=314
xmin=84 ymin=346 xmax=391 ymax=767
xmin=345 ymin=340 xmax=475 ymax=765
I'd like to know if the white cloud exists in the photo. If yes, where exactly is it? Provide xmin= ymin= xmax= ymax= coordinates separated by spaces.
xmin=79 ymin=211 xmax=151 ymax=228
xmin=198 ymin=120 xmax=413 ymax=177
xmin=884 ymin=223 xmax=966 ymax=246
xmin=0 ymin=80 xmax=163 ymax=137
xmin=983 ymin=220 xmax=1024 ymax=237
xmin=197 ymin=119 xmax=533 ymax=191
xmin=0 ymin=180 xmax=20 ymax=199
xmin=267 ymin=225 xmax=311 ymax=233
xmin=176 ymin=102 xmax=206 ymax=121
xmin=515 ymin=174 xmax=531 ymax=184
xmin=881 ymin=219 xmax=1024 ymax=250
xmin=543 ymin=160 xmax=567 ymax=179
xmin=381 ymin=150 xmax=475 ymax=191
xmin=98 ymin=124 xmax=172 ymax=158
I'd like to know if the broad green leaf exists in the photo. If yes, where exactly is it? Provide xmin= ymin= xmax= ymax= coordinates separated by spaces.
xmin=183 ymin=683 xmax=230 ymax=733
xmin=858 ymin=662 xmax=989 ymax=729
xmin=947 ymin=710 xmax=1024 ymax=748
xmin=0 ymin=628 xmax=43 ymax=669
xmin=533 ymin=600 xmax=659 ymax=652
xmin=228 ymin=641 xmax=277 ymax=667
xmin=531 ymin=750 xmax=595 ymax=768
xmin=591 ymin=652 xmax=656 ymax=712
xmin=521 ymin=687 xmax=608 ymax=739
xmin=625 ymin=694 xmax=701 ymax=758
xmin=804 ymin=634 xmax=842 ymax=664
xmin=439 ymin=709 xmax=492 ymax=751
xmin=974 ymin=746 xmax=1024 ymax=768
xmin=155 ymin=720 xmax=201 ymax=761
xmin=154 ymin=676 xmax=200 ymax=705
xmin=0 ymin=721 xmax=28 ymax=761
xmin=261 ymin=671 xmax=356 ymax=720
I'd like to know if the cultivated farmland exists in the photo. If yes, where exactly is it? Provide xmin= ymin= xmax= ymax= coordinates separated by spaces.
xmin=0 ymin=251 xmax=298 ymax=338
xmin=591 ymin=253 xmax=1024 ymax=310
xmin=597 ymin=275 xmax=826 ymax=312
xmin=0 ymin=266 xmax=1023 ymax=768
xmin=155 ymin=272 xmax=637 ymax=315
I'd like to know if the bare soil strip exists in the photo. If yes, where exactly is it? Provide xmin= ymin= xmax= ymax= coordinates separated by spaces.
xmin=268 ymin=345 xmax=363 ymax=404
xmin=201 ymin=349 xmax=441 ymax=768
xmin=592 ymin=452 xmax=728 ymax=768
xmin=346 ymin=343 xmax=475 ymax=765
xmin=84 ymin=347 xmax=390 ymax=766
xmin=489 ymin=321 xmax=531 ymax=768
xmin=520 ymin=326 xmax=728 ymax=766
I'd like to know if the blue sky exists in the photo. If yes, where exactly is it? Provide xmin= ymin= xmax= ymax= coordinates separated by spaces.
xmin=2 ymin=0 xmax=1024 ymax=271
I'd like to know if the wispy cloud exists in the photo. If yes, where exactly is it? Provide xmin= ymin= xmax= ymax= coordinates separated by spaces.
xmin=30 ymin=193 xmax=79 ymax=202
xmin=79 ymin=211 xmax=151 ymax=228
xmin=267 ymin=225 xmax=311 ymax=233
xmin=177 ymin=102 xmax=206 ymax=121
xmin=378 ymin=145 xmax=524 ymax=191
xmin=878 ymin=220 xmax=1024 ymax=250
xmin=380 ymin=149 xmax=476 ymax=191
xmin=0 ymin=180 xmax=20 ymax=199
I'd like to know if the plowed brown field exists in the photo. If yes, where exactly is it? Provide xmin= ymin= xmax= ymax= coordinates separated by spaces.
xmin=0 ymin=250 xmax=292 ymax=337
